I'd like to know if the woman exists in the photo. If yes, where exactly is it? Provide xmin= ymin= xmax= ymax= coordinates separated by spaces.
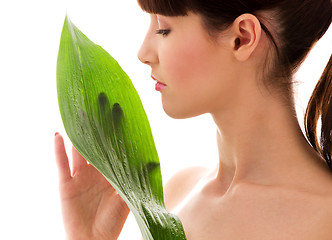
xmin=54 ymin=0 xmax=332 ymax=239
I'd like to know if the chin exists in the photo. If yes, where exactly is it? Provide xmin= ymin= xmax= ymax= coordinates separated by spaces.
xmin=162 ymin=103 xmax=204 ymax=120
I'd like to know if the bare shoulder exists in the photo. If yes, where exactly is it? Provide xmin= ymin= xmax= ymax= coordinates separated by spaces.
xmin=164 ymin=166 xmax=210 ymax=211
xmin=242 ymin=176 xmax=332 ymax=239
xmin=316 ymin=180 xmax=332 ymax=238
xmin=308 ymin=191 xmax=332 ymax=239
xmin=225 ymin=180 xmax=332 ymax=239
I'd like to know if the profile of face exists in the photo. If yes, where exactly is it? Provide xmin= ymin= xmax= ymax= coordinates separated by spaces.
xmin=138 ymin=13 xmax=243 ymax=119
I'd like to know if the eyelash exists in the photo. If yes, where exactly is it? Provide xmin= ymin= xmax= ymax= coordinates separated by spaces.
xmin=156 ymin=29 xmax=171 ymax=37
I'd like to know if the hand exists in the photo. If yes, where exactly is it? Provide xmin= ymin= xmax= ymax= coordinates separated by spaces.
xmin=54 ymin=133 xmax=130 ymax=240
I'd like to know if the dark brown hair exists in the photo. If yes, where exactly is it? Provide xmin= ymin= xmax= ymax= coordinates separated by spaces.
xmin=137 ymin=0 xmax=332 ymax=169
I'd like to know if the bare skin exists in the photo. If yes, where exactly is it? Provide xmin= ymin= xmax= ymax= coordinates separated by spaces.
xmin=164 ymin=159 xmax=332 ymax=240
xmin=139 ymin=12 xmax=332 ymax=239
xmin=55 ymin=11 xmax=332 ymax=240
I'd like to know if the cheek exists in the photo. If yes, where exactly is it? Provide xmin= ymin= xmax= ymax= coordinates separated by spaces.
xmin=162 ymin=38 xmax=217 ymax=90
xmin=159 ymin=37 xmax=236 ymax=118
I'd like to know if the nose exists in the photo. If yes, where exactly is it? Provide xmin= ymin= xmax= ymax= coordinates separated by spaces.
xmin=137 ymin=26 xmax=159 ymax=65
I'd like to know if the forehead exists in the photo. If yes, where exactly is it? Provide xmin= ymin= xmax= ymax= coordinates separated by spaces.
xmin=151 ymin=12 xmax=203 ymax=27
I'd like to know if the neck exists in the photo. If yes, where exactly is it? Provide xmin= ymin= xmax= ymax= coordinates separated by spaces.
xmin=211 ymin=87 xmax=323 ymax=191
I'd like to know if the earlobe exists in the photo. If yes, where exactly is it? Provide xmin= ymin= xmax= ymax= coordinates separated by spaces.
xmin=231 ymin=14 xmax=262 ymax=62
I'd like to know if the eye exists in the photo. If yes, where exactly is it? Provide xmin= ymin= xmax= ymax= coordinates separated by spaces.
xmin=156 ymin=29 xmax=171 ymax=37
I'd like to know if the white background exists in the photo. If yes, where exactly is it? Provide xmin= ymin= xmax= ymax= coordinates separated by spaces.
xmin=0 ymin=0 xmax=331 ymax=239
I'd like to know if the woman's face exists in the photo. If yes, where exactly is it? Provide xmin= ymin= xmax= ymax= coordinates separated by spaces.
xmin=138 ymin=13 xmax=238 ymax=119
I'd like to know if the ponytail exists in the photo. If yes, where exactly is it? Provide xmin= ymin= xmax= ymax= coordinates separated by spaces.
xmin=305 ymin=54 xmax=332 ymax=170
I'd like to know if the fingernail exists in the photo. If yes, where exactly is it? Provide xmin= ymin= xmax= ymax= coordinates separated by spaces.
xmin=55 ymin=132 xmax=59 ymax=137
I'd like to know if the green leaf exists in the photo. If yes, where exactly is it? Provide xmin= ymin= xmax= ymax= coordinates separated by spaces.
xmin=56 ymin=16 xmax=187 ymax=240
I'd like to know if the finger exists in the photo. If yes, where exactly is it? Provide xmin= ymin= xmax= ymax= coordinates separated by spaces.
xmin=72 ymin=145 xmax=87 ymax=176
xmin=54 ymin=133 xmax=72 ymax=183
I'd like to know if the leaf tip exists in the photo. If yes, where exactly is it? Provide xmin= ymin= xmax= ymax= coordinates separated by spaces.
xmin=64 ymin=13 xmax=72 ymax=27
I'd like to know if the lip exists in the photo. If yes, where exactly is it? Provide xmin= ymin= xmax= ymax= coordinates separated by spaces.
xmin=151 ymin=74 xmax=165 ymax=83
xmin=155 ymin=82 xmax=167 ymax=91
xmin=151 ymin=75 xmax=167 ymax=91
xmin=151 ymin=75 xmax=158 ymax=81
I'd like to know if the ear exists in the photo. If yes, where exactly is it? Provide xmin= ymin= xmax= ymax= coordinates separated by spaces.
xmin=230 ymin=14 xmax=262 ymax=62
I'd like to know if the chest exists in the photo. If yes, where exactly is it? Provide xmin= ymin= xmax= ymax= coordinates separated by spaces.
xmin=174 ymin=188 xmax=330 ymax=240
